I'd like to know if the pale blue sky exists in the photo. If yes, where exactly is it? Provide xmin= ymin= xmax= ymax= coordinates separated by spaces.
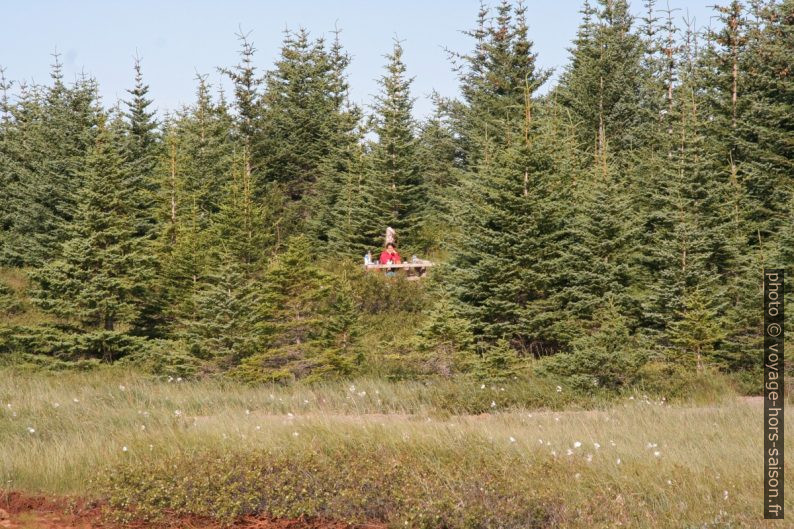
xmin=1 ymin=1 xmax=717 ymax=118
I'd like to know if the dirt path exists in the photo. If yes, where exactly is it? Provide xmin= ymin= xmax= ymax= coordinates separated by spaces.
xmin=0 ymin=492 xmax=382 ymax=529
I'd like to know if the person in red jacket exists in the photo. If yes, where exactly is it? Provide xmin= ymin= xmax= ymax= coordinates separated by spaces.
xmin=378 ymin=242 xmax=401 ymax=276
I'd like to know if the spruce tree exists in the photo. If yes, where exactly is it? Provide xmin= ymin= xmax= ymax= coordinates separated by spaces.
xmin=30 ymin=116 xmax=154 ymax=340
xmin=415 ymin=104 xmax=461 ymax=251
xmin=358 ymin=39 xmax=424 ymax=251
xmin=220 ymin=30 xmax=265 ymax=186
xmin=307 ymin=29 xmax=365 ymax=248
xmin=233 ymin=236 xmax=359 ymax=382
xmin=122 ymin=56 xmax=161 ymax=239
xmin=737 ymin=0 xmax=794 ymax=241
xmin=668 ymin=288 xmax=726 ymax=371
xmin=557 ymin=0 xmax=649 ymax=161
xmin=260 ymin=28 xmax=352 ymax=203
xmin=182 ymin=249 xmax=264 ymax=368
xmin=1 ymin=57 xmax=101 ymax=266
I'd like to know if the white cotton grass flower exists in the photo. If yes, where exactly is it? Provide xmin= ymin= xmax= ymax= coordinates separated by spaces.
xmin=554 ymin=416 xmax=560 ymax=422
xmin=73 ymin=398 xmax=79 ymax=403
xmin=646 ymin=442 xmax=658 ymax=449
xmin=245 ymin=409 xmax=251 ymax=415
xmin=586 ymin=453 xmax=593 ymax=463
xmin=349 ymin=385 xmax=356 ymax=392
xmin=610 ymin=440 xmax=616 ymax=447
xmin=654 ymin=451 xmax=661 ymax=458
xmin=573 ymin=441 xmax=582 ymax=448
xmin=122 ymin=446 xmax=128 ymax=452
xmin=509 ymin=436 xmax=516 ymax=443
xmin=255 ymin=425 xmax=261 ymax=431
xmin=490 ymin=401 xmax=497 ymax=408
xmin=174 ymin=410 xmax=182 ymax=417
xmin=480 ymin=384 xmax=486 ymax=389
xmin=52 ymin=402 xmax=60 ymax=408
xmin=575 ymin=473 xmax=581 ymax=480
xmin=176 ymin=377 xmax=182 ymax=382
xmin=723 ymin=490 xmax=729 ymax=501
xmin=357 ymin=391 xmax=366 ymax=397
xmin=556 ymin=386 xmax=562 ymax=393
xmin=538 ymin=438 xmax=543 ymax=444
xmin=292 ymin=431 xmax=299 ymax=437
xmin=566 ymin=449 xmax=574 ymax=456
xmin=140 ymin=425 xmax=146 ymax=431
xmin=616 ymin=458 xmax=621 ymax=465
xmin=593 ymin=442 xmax=601 ymax=450
xmin=26 ymin=427 xmax=35 ymax=434
xmin=118 ymin=385 xmax=126 ymax=391
xmin=551 ymin=450 xmax=557 ymax=457
xmin=667 ymin=480 xmax=673 ymax=485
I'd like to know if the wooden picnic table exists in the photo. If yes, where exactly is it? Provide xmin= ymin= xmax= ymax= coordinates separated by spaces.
xmin=364 ymin=261 xmax=434 ymax=280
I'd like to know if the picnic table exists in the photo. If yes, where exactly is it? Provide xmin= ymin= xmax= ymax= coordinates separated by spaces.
xmin=364 ymin=260 xmax=434 ymax=280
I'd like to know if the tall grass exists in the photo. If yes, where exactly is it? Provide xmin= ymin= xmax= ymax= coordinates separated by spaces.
xmin=0 ymin=369 xmax=788 ymax=528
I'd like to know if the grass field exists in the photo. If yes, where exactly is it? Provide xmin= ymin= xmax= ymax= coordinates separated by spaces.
xmin=0 ymin=369 xmax=790 ymax=528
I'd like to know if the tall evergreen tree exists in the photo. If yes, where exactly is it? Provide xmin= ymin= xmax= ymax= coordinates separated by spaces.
xmin=1 ymin=57 xmax=101 ymax=266
xmin=233 ymin=236 xmax=359 ymax=382
xmin=30 ymin=116 xmax=154 ymax=336
xmin=356 ymin=39 xmax=424 ymax=251
xmin=260 ymin=29 xmax=355 ymax=203
xmin=558 ymin=0 xmax=649 ymax=162
xmin=122 ymin=56 xmax=161 ymax=239
xmin=182 ymin=249 xmax=264 ymax=369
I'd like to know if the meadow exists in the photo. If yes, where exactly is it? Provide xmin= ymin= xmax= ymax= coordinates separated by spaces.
xmin=1 ymin=369 xmax=789 ymax=528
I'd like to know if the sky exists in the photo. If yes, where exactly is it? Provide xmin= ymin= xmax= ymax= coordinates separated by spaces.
xmin=1 ymin=1 xmax=718 ymax=119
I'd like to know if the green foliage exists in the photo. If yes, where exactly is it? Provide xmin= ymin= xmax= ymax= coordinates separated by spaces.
xmin=1 ymin=58 xmax=101 ymax=266
xmin=103 ymin=444 xmax=557 ymax=528
xmin=558 ymin=0 xmax=650 ymax=158
xmin=0 ymin=324 xmax=145 ymax=361
xmin=29 ymin=118 xmax=154 ymax=333
xmin=538 ymin=299 xmax=646 ymax=390
xmin=118 ymin=339 xmax=204 ymax=377
xmin=232 ymin=236 xmax=360 ymax=383
xmin=474 ymin=339 xmax=529 ymax=381
xmin=667 ymin=288 xmax=727 ymax=370
xmin=0 ymin=280 xmax=21 ymax=316
xmin=360 ymin=40 xmax=424 ymax=251
xmin=412 ymin=296 xmax=477 ymax=376
xmin=1 ymin=2 xmax=791 ymax=387
xmin=182 ymin=252 xmax=264 ymax=368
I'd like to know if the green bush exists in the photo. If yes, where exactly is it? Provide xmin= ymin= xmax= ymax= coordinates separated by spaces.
xmin=536 ymin=299 xmax=649 ymax=391
xmin=0 ymin=281 xmax=22 ymax=315
xmin=0 ymin=324 xmax=147 ymax=362
xmin=118 ymin=339 xmax=204 ymax=378
xmin=103 ymin=445 xmax=558 ymax=528
xmin=347 ymin=266 xmax=429 ymax=313
xmin=634 ymin=362 xmax=734 ymax=402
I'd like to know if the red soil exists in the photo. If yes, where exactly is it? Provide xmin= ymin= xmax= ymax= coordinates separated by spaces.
xmin=0 ymin=492 xmax=384 ymax=529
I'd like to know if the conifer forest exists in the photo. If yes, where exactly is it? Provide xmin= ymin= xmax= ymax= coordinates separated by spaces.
xmin=1 ymin=0 xmax=792 ymax=387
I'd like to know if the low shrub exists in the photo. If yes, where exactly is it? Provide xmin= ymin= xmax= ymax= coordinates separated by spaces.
xmin=103 ymin=444 xmax=559 ymax=528
xmin=0 ymin=324 xmax=146 ymax=362
xmin=634 ymin=361 xmax=734 ymax=403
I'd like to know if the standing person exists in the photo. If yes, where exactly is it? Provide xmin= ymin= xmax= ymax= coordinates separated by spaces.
xmin=379 ymin=242 xmax=401 ymax=277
